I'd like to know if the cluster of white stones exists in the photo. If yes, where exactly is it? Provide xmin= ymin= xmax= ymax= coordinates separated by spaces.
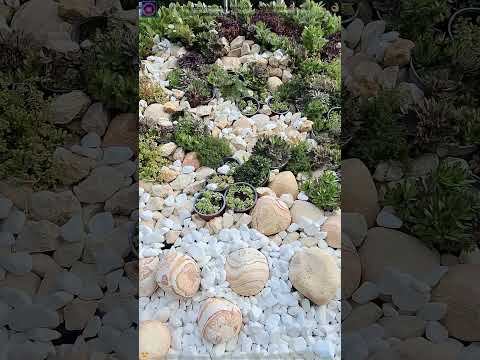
xmin=138 ymin=36 xmax=342 ymax=358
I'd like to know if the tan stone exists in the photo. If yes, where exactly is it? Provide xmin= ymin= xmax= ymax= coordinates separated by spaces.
xmin=103 ymin=113 xmax=138 ymax=155
xmin=323 ymin=214 xmax=341 ymax=248
xmin=251 ymin=196 xmax=291 ymax=236
xmin=342 ymin=234 xmax=361 ymax=299
xmin=432 ymin=264 xmax=480 ymax=341
xmin=183 ymin=152 xmax=201 ymax=169
xmin=383 ymin=38 xmax=415 ymax=67
xmin=289 ymin=248 xmax=340 ymax=305
xmin=268 ymin=171 xmax=299 ymax=198
xmin=359 ymin=227 xmax=440 ymax=283
xmin=342 ymin=158 xmax=379 ymax=227
xmin=290 ymin=200 xmax=324 ymax=224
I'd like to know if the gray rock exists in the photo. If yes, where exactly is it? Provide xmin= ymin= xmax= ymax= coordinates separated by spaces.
xmin=418 ymin=265 xmax=448 ymax=288
xmin=343 ymin=302 xmax=383 ymax=333
xmin=342 ymin=300 xmax=352 ymax=320
xmin=376 ymin=207 xmax=403 ymax=229
xmin=459 ymin=344 xmax=480 ymax=360
xmin=0 ymin=300 xmax=8 ymax=326
xmin=53 ymin=147 xmax=95 ymax=185
xmin=170 ymin=173 xmax=195 ymax=191
xmin=0 ymin=287 xmax=32 ymax=306
xmin=373 ymin=161 xmax=403 ymax=182
xmin=342 ymin=213 xmax=368 ymax=247
xmin=102 ymin=307 xmax=130 ymax=331
xmin=16 ymin=220 xmax=60 ymax=253
xmin=11 ymin=0 xmax=71 ymax=45
xmin=381 ymin=31 xmax=400 ymax=42
xmin=83 ymin=316 xmax=102 ymax=338
xmin=70 ymin=144 xmax=103 ymax=160
xmin=406 ymin=153 xmax=439 ymax=177
xmin=61 ymin=214 xmax=85 ymax=243
xmin=113 ymin=161 xmax=137 ymax=178
xmin=74 ymin=166 xmax=126 ymax=203
xmin=425 ymin=321 xmax=448 ymax=343
xmin=352 ymin=281 xmax=380 ymax=304
xmin=0 ymin=231 xmax=14 ymax=248
xmin=34 ymin=291 xmax=74 ymax=310
xmin=1 ymin=207 xmax=26 ymax=234
xmin=343 ymin=333 xmax=369 ymax=360
xmin=8 ymin=304 xmax=60 ymax=330
xmin=382 ymin=66 xmax=399 ymax=90
xmin=51 ymin=90 xmax=91 ymax=124
xmin=30 ymin=190 xmax=81 ymax=224
xmin=0 ymin=252 xmax=32 ymax=274
xmin=104 ymin=183 xmax=137 ymax=215
xmin=0 ymin=196 xmax=12 ymax=219
xmin=392 ymin=286 xmax=430 ymax=312
xmin=345 ymin=18 xmax=364 ymax=48
xmin=53 ymin=240 xmax=84 ymax=267
xmin=101 ymin=146 xmax=133 ymax=165
xmin=54 ymin=271 xmax=83 ymax=296
xmin=382 ymin=303 xmax=399 ymax=317
xmin=361 ymin=20 xmax=386 ymax=55
xmin=88 ymin=212 xmax=114 ymax=235
xmin=417 ymin=302 xmax=447 ymax=321
xmin=81 ymin=132 xmax=102 ymax=148
xmin=81 ymin=102 xmax=109 ymax=136
xmin=379 ymin=315 xmax=426 ymax=339
xmin=25 ymin=328 xmax=62 ymax=341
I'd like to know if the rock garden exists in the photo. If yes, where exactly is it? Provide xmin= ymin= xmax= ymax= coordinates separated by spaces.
xmin=0 ymin=0 xmax=139 ymax=359
xmin=138 ymin=1 xmax=342 ymax=358
xmin=342 ymin=0 xmax=480 ymax=359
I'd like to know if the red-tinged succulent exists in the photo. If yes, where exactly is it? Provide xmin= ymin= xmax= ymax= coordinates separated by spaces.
xmin=178 ymin=51 xmax=205 ymax=69
xmin=217 ymin=15 xmax=243 ymax=42
xmin=251 ymin=10 xmax=302 ymax=39
xmin=321 ymin=32 xmax=341 ymax=61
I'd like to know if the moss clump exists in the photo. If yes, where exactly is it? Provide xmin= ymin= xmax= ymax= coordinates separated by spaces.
xmin=195 ymin=136 xmax=233 ymax=169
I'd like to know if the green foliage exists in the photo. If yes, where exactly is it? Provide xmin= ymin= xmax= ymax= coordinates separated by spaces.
xmin=193 ymin=31 xmax=227 ymax=63
xmin=252 ymin=135 xmax=292 ymax=169
xmin=450 ymin=16 xmax=480 ymax=77
xmin=166 ymin=68 xmax=191 ymax=90
xmin=82 ymin=20 xmax=137 ymax=112
xmin=270 ymin=97 xmax=290 ymax=113
xmin=207 ymin=174 xmax=234 ymax=191
xmin=413 ymin=31 xmax=450 ymax=69
xmin=305 ymin=95 xmax=330 ymax=122
xmin=302 ymin=25 xmax=327 ymax=54
xmin=292 ymin=0 xmax=340 ymax=35
xmin=237 ymin=98 xmax=258 ymax=115
xmin=384 ymin=161 xmax=480 ymax=254
xmin=231 ymin=0 xmax=254 ymax=22
xmin=139 ymin=76 xmax=167 ymax=104
xmin=195 ymin=190 xmax=224 ymax=215
xmin=254 ymin=21 xmax=297 ymax=57
xmin=286 ymin=141 xmax=314 ymax=175
xmin=185 ymin=79 xmax=212 ymax=108
xmin=226 ymin=183 xmax=256 ymax=211
xmin=241 ymin=64 xmax=268 ymax=100
xmin=0 ymin=82 xmax=69 ymax=190
xmin=173 ymin=113 xmax=209 ymax=151
xmin=313 ymin=142 xmax=341 ymax=169
xmin=302 ymin=171 xmax=341 ymax=211
xmin=349 ymin=90 xmax=408 ymax=167
xmin=207 ymin=65 xmax=247 ymax=101
xmin=312 ymin=106 xmax=341 ymax=138
xmin=233 ymin=155 xmax=272 ymax=187
xmin=195 ymin=136 xmax=233 ymax=169
xmin=139 ymin=3 xmax=222 ymax=47
xmin=397 ymin=0 xmax=450 ymax=39
xmin=139 ymin=130 xmax=170 ymax=182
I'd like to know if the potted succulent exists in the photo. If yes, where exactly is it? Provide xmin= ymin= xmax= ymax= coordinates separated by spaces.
xmin=222 ymin=156 xmax=241 ymax=174
xmin=206 ymin=174 xmax=235 ymax=192
xmin=237 ymin=96 xmax=260 ymax=116
xmin=341 ymin=1 xmax=361 ymax=25
xmin=225 ymin=182 xmax=258 ymax=213
xmin=193 ymin=190 xmax=226 ymax=221
xmin=233 ymin=155 xmax=272 ymax=187
xmin=252 ymin=135 xmax=292 ymax=170
xmin=268 ymin=96 xmax=291 ymax=115
xmin=447 ymin=7 xmax=480 ymax=39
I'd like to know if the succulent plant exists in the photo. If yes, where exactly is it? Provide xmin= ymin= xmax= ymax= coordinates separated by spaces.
xmin=302 ymin=171 xmax=341 ymax=211
xmin=233 ymin=155 xmax=272 ymax=187
xmin=226 ymin=183 xmax=256 ymax=211
xmin=252 ymin=135 xmax=292 ymax=169
xmin=195 ymin=191 xmax=224 ymax=215
xmin=207 ymin=174 xmax=235 ymax=191
xmin=217 ymin=15 xmax=243 ymax=42
xmin=178 ymin=51 xmax=205 ymax=69
xmin=185 ymin=79 xmax=212 ymax=108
